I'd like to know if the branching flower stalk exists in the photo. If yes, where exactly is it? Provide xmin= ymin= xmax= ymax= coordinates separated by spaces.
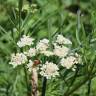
xmin=9 ymin=21 xmax=80 ymax=96
xmin=9 ymin=33 xmax=81 ymax=96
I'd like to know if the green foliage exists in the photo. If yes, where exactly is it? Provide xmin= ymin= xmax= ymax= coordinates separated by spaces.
xmin=0 ymin=0 xmax=96 ymax=96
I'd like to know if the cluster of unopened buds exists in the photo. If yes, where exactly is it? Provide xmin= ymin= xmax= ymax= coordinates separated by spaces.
xmin=9 ymin=34 xmax=81 ymax=79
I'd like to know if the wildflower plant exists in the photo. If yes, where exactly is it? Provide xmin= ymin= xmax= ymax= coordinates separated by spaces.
xmin=1 ymin=0 xmax=96 ymax=96
xmin=9 ymin=33 xmax=81 ymax=95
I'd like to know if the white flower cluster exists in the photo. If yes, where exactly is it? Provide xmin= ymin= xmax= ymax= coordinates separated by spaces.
xmin=36 ymin=39 xmax=49 ymax=52
xmin=24 ymin=48 xmax=36 ymax=57
xmin=53 ymin=44 xmax=69 ymax=58
xmin=56 ymin=34 xmax=72 ymax=45
xmin=17 ymin=35 xmax=34 ymax=47
xmin=52 ymin=34 xmax=72 ymax=58
xmin=9 ymin=34 xmax=81 ymax=79
xmin=41 ymin=50 xmax=54 ymax=57
xmin=10 ymin=35 xmax=35 ymax=69
xmin=60 ymin=55 xmax=79 ymax=69
xmin=9 ymin=53 xmax=27 ymax=68
xmin=40 ymin=61 xmax=59 ymax=79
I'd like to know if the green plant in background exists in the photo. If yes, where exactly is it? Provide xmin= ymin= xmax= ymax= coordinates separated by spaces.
xmin=1 ymin=0 xmax=96 ymax=96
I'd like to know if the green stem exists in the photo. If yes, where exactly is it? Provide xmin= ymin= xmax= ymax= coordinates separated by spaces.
xmin=58 ymin=1 xmax=64 ymax=35
xmin=87 ymin=79 xmax=91 ymax=96
xmin=76 ymin=10 xmax=82 ymax=46
xmin=48 ymin=19 xmax=52 ymax=50
xmin=23 ymin=65 xmax=29 ymax=96
xmin=18 ymin=0 xmax=23 ymax=37
xmin=41 ymin=77 xmax=47 ymax=96
xmin=65 ymin=67 xmax=79 ymax=94
xmin=86 ymin=59 xmax=96 ymax=96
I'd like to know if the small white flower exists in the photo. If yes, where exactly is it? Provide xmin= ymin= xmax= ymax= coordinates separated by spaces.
xmin=40 ymin=61 xmax=59 ymax=79
xmin=9 ymin=53 xmax=27 ymax=68
xmin=24 ymin=48 xmax=36 ymax=57
xmin=27 ymin=60 xmax=34 ymax=72
xmin=36 ymin=38 xmax=49 ymax=52
xmin=60 ymin=56 xmax=79 ymax=69
xmin=41 ymin=50 xmax=54 ymax=57
xmin=39 ymin=38 xmax=49 ymax=44
xmin=17 ymin=35 xmax=34 ymax=47
xmin=36 ymin=43 xmax=48 ymax=52
xmin=53 ymin=45 xmax=69 ymax=58
xmin=56 ymin=34 xmax=72 ymax=45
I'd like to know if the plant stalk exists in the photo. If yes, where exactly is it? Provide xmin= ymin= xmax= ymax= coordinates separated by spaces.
xmin=23 ymin=65 xmax=29 ymax=96
xmin=31 ymin=68 xmax=38 ymax=96
xmin=18 ymin=0 xmax=23 ymax=37
xmin=41 ymin=77 xmax=47 ymax=96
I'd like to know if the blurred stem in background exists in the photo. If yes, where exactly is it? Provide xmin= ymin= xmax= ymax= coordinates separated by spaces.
xmin=18 ymin=0 xmax=29 ymax=96
xmin=18 ymin=0 xmax=23 ymax=38
xmin=76 ymin=10 xmax=82 ymax=46
xmin=87 ymin=79 xmax=91 ymax=96
xmin=23 ymin=64 xmax=29 ymax=96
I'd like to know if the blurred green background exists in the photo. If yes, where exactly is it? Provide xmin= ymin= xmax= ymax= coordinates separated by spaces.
xmin=0 ymin=0 xmax=96 ymax=96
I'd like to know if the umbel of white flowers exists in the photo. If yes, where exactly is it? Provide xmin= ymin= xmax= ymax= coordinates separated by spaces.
xmin=40 ymin=61 xmax=59 ymax=79
xmin=9 ymin=34 xmax=80 ymax=79
xmin=17 ymin=35 xmax=34 ymax=47
xmin=60 ymin=55 xmax=79 ymax=69
xmin=9 ymin=53 xmax=27 ymax=68
xmin=24 ymin=48 xmax=36 ymax=57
